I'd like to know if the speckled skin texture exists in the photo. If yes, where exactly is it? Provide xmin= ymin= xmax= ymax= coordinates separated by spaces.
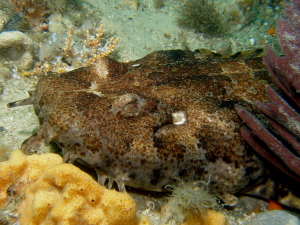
xmin=10 ymin=50 xmax=271 ymax=205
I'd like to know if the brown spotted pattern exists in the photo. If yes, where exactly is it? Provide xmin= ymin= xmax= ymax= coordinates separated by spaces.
xmin=9 ymin=49 xmax=271 ymax=205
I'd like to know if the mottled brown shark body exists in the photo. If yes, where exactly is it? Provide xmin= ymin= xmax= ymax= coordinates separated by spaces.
xmin=9 ymin=49 xmax=271 ymax=205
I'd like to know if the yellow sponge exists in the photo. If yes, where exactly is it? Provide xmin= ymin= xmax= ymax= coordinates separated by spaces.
xmin=182 ymin=210 xmax=228 ymax=225
xmin=0 ymin=150 xmax=63 ymax=207
xmin=0 ymin=150 xmax=151 ymax=225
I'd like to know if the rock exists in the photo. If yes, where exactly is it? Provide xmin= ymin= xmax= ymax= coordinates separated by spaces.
xmin=244 ymin=210 xmax=300 ymax=225
xmin=0 ymin=31 xmax=34 ymax=71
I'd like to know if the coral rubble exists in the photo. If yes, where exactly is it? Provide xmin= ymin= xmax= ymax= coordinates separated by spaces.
xmin=0 ymin=150 xmax=151 ymax=225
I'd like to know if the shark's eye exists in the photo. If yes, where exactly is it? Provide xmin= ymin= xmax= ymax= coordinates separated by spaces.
xmin=111 ymin=93 xmax=158 ymax=118
xmin=123 ymin=102 xmax=140 ymax=115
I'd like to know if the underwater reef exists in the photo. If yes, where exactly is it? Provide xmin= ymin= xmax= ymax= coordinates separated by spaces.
xmin=235 ymin=0 xmax=300 ymax=193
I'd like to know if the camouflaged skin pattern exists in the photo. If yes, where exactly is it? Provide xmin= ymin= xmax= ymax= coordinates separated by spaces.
xmin=10 ymin=49 xmax=271 ymax=205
